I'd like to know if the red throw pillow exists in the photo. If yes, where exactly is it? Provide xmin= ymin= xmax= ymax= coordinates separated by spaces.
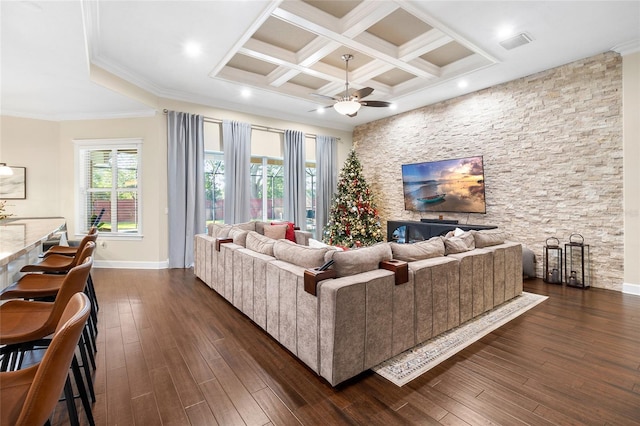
xmin=272 ymin=221 xmax=296 ymax=242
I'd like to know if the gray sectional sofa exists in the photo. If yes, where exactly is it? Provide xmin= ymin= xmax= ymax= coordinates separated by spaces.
xmin=194 ymin=221 xmax=522 ymax=386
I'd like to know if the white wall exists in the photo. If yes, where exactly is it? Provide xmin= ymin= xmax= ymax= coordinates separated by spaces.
xmin=623 ymin=51 xmax=640 ymax=294
xmin=0 ymin=116 xmax=61 ymax=218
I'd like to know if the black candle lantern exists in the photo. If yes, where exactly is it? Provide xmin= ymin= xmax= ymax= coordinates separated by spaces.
xmin=564 ymin=233 xmax=590 ymax=288
xmin=543 ymin=237 xmax=562 ymax=284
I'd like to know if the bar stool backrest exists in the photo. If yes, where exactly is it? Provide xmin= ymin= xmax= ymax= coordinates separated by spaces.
xmin=66 ymin=232 xmax=98 ymax=269
xmin=14 ymin=293 xmax=91 ymax=425
xmin=73 ymin=239 xmax=96 ymax=266
xmin=44 ymin=251 xmax=94 ymax=335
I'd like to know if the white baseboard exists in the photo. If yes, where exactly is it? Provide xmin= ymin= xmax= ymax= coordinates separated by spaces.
xmin=94 ymin=259 xmax=170 ymax=269
xmin=622 ymin=282 xmax=640 ymax=295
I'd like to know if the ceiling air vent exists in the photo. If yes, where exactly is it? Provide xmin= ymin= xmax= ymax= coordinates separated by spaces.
xmin=499 ymin=33 xmax=532 ymax=50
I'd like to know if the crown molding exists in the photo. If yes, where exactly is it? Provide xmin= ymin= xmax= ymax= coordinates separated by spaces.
xmin=0 ymin=109 xmax=157 ymax=122
xmin=612 ymin=39 xmax=640 ymax=56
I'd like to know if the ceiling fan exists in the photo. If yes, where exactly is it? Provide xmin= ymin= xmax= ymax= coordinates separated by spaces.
xmin=311 ymin=54 xmax=392 ymax=117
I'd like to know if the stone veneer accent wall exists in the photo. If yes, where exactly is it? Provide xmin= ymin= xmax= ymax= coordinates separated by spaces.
xmin=353 ymin=52 xmax=623 ymax=291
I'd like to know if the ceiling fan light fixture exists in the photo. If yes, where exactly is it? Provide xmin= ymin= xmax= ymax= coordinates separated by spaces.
xmin=334 ymin=100 xmax=361 ymax=115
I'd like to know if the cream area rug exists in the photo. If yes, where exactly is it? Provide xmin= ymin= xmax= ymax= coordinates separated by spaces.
xmin=372 ymin=291 xmax=548 ymax=386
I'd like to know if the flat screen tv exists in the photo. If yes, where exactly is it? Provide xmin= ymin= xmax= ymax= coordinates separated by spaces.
xmin=401 ymin=155 xmax=486 ymax=214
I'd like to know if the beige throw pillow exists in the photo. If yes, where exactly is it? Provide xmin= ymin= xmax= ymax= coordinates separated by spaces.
xmin=263 ymin=224 xmax=288 ymax=240
xmin=444 ymin=231 xmax=476 ymax=254
xmin=472 ymin=229 xmax=508 ymax=248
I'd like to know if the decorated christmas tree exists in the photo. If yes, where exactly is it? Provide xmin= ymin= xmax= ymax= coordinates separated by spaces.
xmin=323 ymin=150 xmax=384 ymax=248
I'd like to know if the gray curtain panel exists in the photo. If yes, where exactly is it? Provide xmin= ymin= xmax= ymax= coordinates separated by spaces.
xmin=315 ymin=135 xmax=337 ymax=240
xmin=167 ymin=111 xmax=205 ymax=268
xmin=223 ymin=120 xmax=252 ymax=224
xmin=284 ymin=129 xmax=307 ymax=229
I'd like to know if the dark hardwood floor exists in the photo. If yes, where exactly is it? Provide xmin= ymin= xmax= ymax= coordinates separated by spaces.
xmin=48 ymin=269 xmax=640 ymax=425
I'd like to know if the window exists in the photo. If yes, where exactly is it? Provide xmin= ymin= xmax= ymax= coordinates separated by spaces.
xmin=203 ymin=146 xmax=316 ymax=230
xmin=75 ymin=139 xmax=142 ymax=237
xmin=204 ymin=151 xmax=224 ymax=224
xmin=250 ymin=156 xmax=284 ymax=221
xmin=305 ymin=162 xmax=316 ymax=234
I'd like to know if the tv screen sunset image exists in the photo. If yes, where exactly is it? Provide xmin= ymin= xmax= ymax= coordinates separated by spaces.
xmin=402 ymin=156 xmax=486 ymax=214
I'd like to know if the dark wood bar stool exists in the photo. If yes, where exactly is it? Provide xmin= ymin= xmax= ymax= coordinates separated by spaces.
xmin=0 ymin=293 xmax=91 ymax=426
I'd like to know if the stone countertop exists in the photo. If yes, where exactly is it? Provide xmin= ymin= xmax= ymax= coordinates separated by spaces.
xmin=0 ymin=217 xmax=66 ymax=266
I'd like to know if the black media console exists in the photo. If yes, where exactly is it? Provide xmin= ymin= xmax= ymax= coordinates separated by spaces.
xmin=387 ymin=220 xmax=497 ymax=244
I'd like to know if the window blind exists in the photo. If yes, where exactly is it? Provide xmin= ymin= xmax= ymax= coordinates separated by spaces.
xmin=76 ymin=139 xmax=142 ymax=236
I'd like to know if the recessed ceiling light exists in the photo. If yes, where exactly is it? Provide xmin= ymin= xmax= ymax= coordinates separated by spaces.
xmin=183 ymin=41 xmax=202 ymax=58
xmin=496 ymin=24 xmax=515 ymax=40
xmin=458 ymin=80 xmax=468 ymax=89
xmin=241 ymin=89 xmax=251 ymax=98
xmin=389 ymin=103 xmax=398 ymax=110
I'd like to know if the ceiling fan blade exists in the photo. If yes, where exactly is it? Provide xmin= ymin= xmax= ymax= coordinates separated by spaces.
xmin=351 ymin=87 xmax=374 ymax=100
xmin=311 ymin=93 xmax=340 ymax=101
xmin=308 ymin=104 xmax=335 ymax=113
xmin=360 ymin=100 xmax=392 ymax=107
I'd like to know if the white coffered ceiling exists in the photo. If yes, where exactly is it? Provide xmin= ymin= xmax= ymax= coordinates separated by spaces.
xmin=1 ymin=1 xmax=639 ymax=131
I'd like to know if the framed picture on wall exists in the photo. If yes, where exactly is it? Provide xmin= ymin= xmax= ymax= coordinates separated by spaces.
xmin=0 ymin=167 xmax=26 ymax=199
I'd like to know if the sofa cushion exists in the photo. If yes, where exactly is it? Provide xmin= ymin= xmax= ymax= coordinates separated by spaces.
xmin=522 ymin=246 xmax=536 ymax=277
xmin=246 ymin=231 xmax=276 ymax=256
xmin=273 ymin=239 xmax=331 ymax=268
xmin=233 ymin=221 xmax=256 ymax=232
xmin=308 ymin=238 xmax=343 ymax=251
xmin=228 ymin=227 xmax=249 ymax=247
xmin=254 ymin=221 xmax=266 ymax=235
xmin=390 ymin=237 xmax=445 ymax=262
xmin=324 ymin=242 xmax=392 ymax=277
xmin=264 ymin=224 xmax=288 ymax=240
xmin=271 ymin=221 xmax=296 ymax=242
xmin=209 ymin=223 xmax=232 ymax=239
xmin=472 ymin=229 xmax=509 ymax=248
xmin=444 ymin=231 xmax=476 ymax=254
